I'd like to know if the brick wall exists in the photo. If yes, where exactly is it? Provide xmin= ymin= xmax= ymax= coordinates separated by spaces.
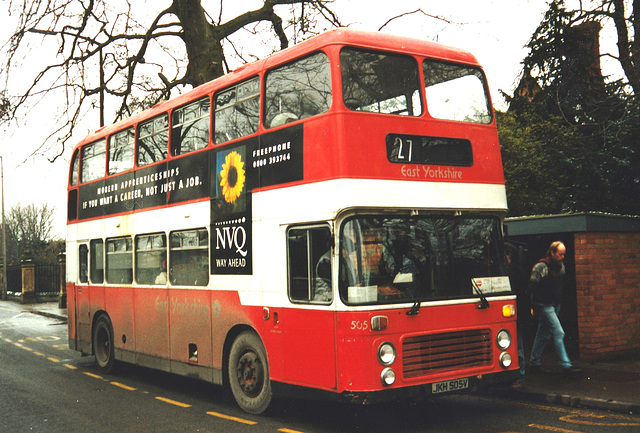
xmin=574 ymin=232 xmax=640 ymax=360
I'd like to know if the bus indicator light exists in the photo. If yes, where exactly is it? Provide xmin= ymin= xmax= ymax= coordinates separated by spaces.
xmin=502 ymin=304 xmax=516 ymax=318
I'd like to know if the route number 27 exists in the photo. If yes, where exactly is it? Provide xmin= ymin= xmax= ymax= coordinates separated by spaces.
xmin=394 ymin=137 xmax=413 ymax=161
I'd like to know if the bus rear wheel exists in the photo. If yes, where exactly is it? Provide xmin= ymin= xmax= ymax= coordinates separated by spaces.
xmin=228 ymin=331 xmax=272 ymax=414
xmin=93 ymin=314 xmax=115 ymax=373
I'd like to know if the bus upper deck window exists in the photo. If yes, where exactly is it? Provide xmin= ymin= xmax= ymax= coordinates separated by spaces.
xmin=171 ymin=97 xmax=210 ymax=156
xmin=340 ymin=48 xmax=422 ymax=116
xmin=81 ymin=139 xmax=106 ymax=183
xmin=108 ymin=127 xmax=135 ymax=175
xmin=138 ymin=114 xmax=168 ymax=166
xmin=70 ymin=149 xmax=80 ymax=186
xmin=214 ymin=77 xmax=260 ymax=144
xmin=265 ymin=52 xmax=332 ymax=128
xmin=423 ymin=61 xmax=492 ymax=124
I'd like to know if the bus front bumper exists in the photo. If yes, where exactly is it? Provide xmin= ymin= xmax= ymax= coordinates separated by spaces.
xmin=340 ymin=370 xmax=519 ymax=405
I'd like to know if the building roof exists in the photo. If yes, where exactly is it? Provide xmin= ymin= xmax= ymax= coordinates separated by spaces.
xmin=505 ymin=212 xmax=640 ymax=236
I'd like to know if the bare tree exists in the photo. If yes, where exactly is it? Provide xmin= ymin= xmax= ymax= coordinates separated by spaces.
xmin=1 ymin=0 xmax=342 ymax=161
xmin=548 ymin=0 xmax=639 ymax=95
xmin=579 ymin=0 xmax=640 ymax=94
xmin=3 ymin=202 xmax=55 ymax=264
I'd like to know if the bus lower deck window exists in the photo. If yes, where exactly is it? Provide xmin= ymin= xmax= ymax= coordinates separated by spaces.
xmin=169 ymin=229 xmax=209 ymax=286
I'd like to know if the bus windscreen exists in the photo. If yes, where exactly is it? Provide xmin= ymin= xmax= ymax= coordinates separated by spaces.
xmin=339 ymin=216 xmax=510 ymax=305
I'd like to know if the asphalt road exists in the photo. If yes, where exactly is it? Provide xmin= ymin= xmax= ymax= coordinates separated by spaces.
xmin=1 ymin=304 xmax=639 ymax=433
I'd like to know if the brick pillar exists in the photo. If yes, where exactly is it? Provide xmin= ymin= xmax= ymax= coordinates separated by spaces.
xmin=21 ymin=258 xmax=36 ymax=304
xmin=575 ymin=232 xmax=640 ymax=360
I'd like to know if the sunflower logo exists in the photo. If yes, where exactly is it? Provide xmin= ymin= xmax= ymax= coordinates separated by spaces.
xmin=219 ymin=151 xmax=245 ymax=203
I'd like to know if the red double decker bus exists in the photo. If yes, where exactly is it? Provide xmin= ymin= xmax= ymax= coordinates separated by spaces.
xmin=66 ymin=28 xmax=518 ymax=414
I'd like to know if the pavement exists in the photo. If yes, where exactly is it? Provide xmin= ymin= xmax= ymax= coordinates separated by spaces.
xmin=5 ymin=300 xmax=640 ymax=414
xmin=483 ymin=351 xmax=640 ymax=415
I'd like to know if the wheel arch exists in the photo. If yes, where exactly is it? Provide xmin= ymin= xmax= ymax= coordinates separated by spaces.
xmin=90 ymin=309 xmax=109 ymax=356
xmin=222 ymin=324 xmax=260 ymax=388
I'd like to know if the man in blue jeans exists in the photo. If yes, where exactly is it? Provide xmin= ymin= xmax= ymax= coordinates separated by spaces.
xmin=529 ymin=241 xmax=581 ymax=378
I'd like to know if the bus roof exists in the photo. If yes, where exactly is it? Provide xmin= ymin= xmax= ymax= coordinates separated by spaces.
xmin=75 ymin=28 xmax=481 ymax=148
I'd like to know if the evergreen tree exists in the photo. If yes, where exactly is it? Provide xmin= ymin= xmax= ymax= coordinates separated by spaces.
xmin=500 ymin=0 xmax=640 ymax=216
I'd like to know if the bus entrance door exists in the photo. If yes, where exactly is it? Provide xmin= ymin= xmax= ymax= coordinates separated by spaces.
xmin=76 ymin=285 xmax=92 ymax=353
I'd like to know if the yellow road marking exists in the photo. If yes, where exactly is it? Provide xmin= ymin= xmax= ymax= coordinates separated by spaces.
xmin=33 ymin=352 xmax=45 ymax=356
xmin=560 ymin=413 xmax=640 ymax=427
xmin=111 ymin=382 xmax=137 ymax=391
xmin=63 ymin=364 xmax=77 ymax=370
xmin=47 ymin=357 xmax=60 ymax=363
xmin=207 ymin=411 xmax=258 ymax=425
xmin=279 ymin=429 xmax=305 ymax=433
xmin=508 ymin=398 xmax=639 ymax=421
xmin=22 ymin=346 xmax=33 ymax=351
xmin=155 ymin=397 xmax=192 ymax=408
xmin=36 ymin=336 xmax=60 ymax=341
xmin=529 ymin=424 xmax=585 ymax=433
xmin=83 ymin=372 xmax=104 ymax=379
xmin=476 ymin=395 xmax=639 ymax=421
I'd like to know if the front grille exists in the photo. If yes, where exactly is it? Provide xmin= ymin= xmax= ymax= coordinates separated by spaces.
xmin=402 ymin=329 xmax=492 ymax=378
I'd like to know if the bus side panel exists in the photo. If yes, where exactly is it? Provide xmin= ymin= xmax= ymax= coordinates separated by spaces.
xmin=105 ymin=286 xmax=135 ymax=354
xmin=279 ymin=307 xmax=337 ymax=390
xmin=210 ymin=290 xmax=263 ymax=371
xmin=300 ymin=113 xmax=339 ymax=183
xmin=169 ymin=289 xmax=213 ymax=366
xmin=134 ymin=287 xmax=170 ymax=359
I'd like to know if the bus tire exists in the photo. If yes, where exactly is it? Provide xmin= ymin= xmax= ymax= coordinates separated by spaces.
xmin=93 ymin=314 xmax=115 ymax=373
xmin=228 ymin=331 xmax=272 ymax=414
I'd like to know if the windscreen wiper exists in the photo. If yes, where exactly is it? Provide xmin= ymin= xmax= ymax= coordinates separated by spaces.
xmin=406 ymin=298 xmax=421 ymax=316
xmin=406 ymin=283 xmax=422 ymax=316
xmin=472 ymin=279 xmax=490 ymax=310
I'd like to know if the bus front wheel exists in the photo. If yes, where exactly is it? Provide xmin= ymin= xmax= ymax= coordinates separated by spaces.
xmin=228 ymin=331 xmax=272 ymax=414
xmin=93 ymin=314 xmax=115 ymax=373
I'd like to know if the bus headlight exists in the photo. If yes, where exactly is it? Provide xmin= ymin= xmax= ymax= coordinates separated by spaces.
xmin=378 ymin=342 xmax=396 ymax=366
xmin=500 ymin=352 xmax=512 ymax=369
xmin=496 ymin=329 xmax=511 ymax=350
xmin=381 ymin=367 xmax=396 ymax=386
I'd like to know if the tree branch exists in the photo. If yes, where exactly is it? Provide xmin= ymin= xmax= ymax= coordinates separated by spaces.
xmin=378 ymin=8 xmax=454 ymax=31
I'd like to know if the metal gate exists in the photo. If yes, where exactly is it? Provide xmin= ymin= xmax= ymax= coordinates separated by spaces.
xmin=35 ymin=264 xmax=61 ymax=294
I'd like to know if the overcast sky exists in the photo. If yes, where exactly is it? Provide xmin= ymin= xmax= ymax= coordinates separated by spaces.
xmin=0 ymin=1 xmax=560 ymax=237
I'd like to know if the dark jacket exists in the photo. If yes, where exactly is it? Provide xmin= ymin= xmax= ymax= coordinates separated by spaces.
xmin=529 ymin=258 xmax=565 ymax=307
